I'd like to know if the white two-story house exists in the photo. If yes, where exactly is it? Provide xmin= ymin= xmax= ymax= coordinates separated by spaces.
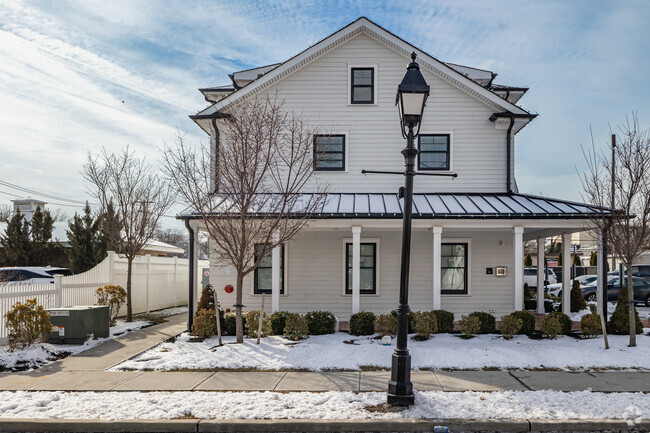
xmin=181 ymin=17 xmax=608 ymax=325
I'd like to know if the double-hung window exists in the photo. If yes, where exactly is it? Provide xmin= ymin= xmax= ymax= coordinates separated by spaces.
xmin=418 ymin=134 xmax=450 ymax=170
xmin=254 ymin=244 xmax=284 ymax=294
xmin=345 ymin=242 xmax=376 ymax=294
xmin=441 ymin=243 xmax=468 ymax=294
xmin=313 ymin=135 xmax=345 ymax=171
xmin=350 ymin=68 xmax=374 ymax=104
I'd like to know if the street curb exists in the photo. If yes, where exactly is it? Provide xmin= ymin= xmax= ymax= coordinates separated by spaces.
xmin=1 ymin=418 xmax=648 ymax=432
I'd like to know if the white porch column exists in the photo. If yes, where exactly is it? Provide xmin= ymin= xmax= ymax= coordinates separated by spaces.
xmin=271 ymin=234 xmax=281 ymax=313
xmin=432 ymin=226 xmax=442 ymax=310
xmin=193 ymin=229 xmax=200 ymax=318
xmin=537 ymin=237 xmax=545 ymax=314
xmin=562 ymin=233 xmax=572 ymax=315
xmin=597 ymin=231 xmax=604 ymax=315
xmin=352 ymin=226 xmax=361 ymax=314
xmin=513 ymin=226 xmax=524 ymax=311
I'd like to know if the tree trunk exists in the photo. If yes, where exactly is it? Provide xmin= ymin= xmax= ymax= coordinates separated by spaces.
xmin=627 ymin=262 xmax=636 ymax=347
xmin=126 ymin=257 xmax=133 ymax=322
xmin=235 ymin=273 xmax=244 ymax=343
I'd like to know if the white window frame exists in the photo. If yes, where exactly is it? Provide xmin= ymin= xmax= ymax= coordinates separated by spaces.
xmin=341 ymin=237 xmax=381 ymax=296
xmin=440 ymin=237 xmax=472 ymax=297
xmin=347 ymin=65 xmax=378 ymax=106
xmin=249 ymin=243 xmax=289 ymax=297
xmin=416 ymin=131 xmax=454 ymax=173
xmin=312 ymin=132 xmax=349 ymax=173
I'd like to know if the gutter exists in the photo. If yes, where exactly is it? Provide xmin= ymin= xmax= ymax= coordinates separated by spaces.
xmin=184 ymin=218 xmax=195 ymax=332
xmin=489 ymin=112 xmax=538 ymax=193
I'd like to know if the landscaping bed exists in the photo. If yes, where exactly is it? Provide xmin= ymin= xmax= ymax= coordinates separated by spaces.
xmin=113 ymin=328 xmax=650 ymax=372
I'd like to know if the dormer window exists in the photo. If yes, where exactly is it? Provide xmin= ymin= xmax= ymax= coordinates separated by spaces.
xmin=350 ymin=68 xmax=374 ymax=104
xmin=313 ymin=135 xmax=346 ymax=171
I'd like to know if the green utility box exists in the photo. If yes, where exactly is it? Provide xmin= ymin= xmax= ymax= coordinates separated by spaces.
xmin=47 ymin=305 xmax=110 ymax=344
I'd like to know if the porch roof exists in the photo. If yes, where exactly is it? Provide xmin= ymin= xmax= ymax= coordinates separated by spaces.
xmin=178 ymin=192 xmax=610 ymax=220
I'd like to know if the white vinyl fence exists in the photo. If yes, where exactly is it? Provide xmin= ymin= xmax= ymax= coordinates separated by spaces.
xmin=0 ymin=251 xmax=207 ymax=339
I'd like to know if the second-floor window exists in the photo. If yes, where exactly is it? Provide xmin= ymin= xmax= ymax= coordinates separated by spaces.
xmin=350 ymin=68 xmax=374 ymax=104
xmin=418 ymin=134 xmax=450 ymax=171
xmin=313 ymin=135 xmax=345 ymax=171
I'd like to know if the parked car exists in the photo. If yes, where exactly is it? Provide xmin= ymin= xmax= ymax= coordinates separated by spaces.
xmin=546 ymin=274 xmax=598 ymax=297
xmin=607 ymin=265 xmax=650 ymax=279
xmin=0 ymin=267 xmax=71 ymax=285
xmin=523 ymin=267 xmax=557 ymax=288
xmin=582 ymin=276 xmax=650 ymax=307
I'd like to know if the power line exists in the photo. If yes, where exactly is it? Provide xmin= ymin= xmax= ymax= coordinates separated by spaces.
xmin=0 ymin=179 xmax=91 ymax=205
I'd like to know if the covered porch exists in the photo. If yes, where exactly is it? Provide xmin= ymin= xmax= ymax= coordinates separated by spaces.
xmin=183 ymin=192 xmax=609 ymax=323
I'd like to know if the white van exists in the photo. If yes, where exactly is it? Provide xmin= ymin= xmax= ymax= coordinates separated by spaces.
xmin=523 ymin=267 xmax=557 ymax=288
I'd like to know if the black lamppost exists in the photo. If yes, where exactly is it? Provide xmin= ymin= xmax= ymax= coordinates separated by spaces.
xmin=387 ymin=52 xmax=430 ymax=406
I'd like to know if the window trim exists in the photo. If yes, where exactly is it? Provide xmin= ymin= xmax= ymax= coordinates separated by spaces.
xmin=348 ymin=65 xmax=377 ymax=105
xmin=253 ymin=244 xmax=286 ymax=295
xmin=417 ymin=133 xmax=452 ymax=171
xmin=341 ymin=237 xmax=381 ymax=296
xmin=440 ymin=238 xmax=471 ymax=296
xmin=313 ymin=134 xmax=346 ymax=172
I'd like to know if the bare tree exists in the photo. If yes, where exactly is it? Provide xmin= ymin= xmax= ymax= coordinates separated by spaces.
xmin=162 ymin=96 xmax=328 ymax=343
xmin=0 ymin=204 xmax=11 ymax=222
xmin=84 ymin=147 xmax=175 ymax=322
xmin=580 ymin=113 xmax=650 ymax=346
xmin=155 ymin=228 xmax=188 ymax=254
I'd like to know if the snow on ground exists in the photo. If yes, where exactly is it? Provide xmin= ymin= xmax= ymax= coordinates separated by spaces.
xmin=0 ymin=319 xmax=150 ymax=371
xmin=113 ymin=330 xmax=650 ymax=372
xmin=0 ymin=390 xmax=647 ymax=421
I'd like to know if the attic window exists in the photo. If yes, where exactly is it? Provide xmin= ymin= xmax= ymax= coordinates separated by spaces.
xmin=351 ymin=68 xmax=374 ymax=104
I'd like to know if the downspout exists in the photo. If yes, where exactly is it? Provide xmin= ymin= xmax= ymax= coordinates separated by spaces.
xmin=211 ymin=116 xmax=220 ymax=193
xmin=506 ymin=115 xmax=515 ymax=193
xmin=185 ymin=218 xmax=195 ymax=332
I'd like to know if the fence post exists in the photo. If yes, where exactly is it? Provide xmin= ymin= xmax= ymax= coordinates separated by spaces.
xmin=146 ymin=254 xmax=152 ymax=313
xmin=173 ymin=256 xmax=178 ymax=307
xmin=108 ymin=251 xmax=116 ymax=284
xmin=54 ymin=274 xmax=63 ymax=308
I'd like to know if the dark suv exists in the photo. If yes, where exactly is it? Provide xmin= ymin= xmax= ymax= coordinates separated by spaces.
xmin=582 ymin=276 xmax=650 ymax=306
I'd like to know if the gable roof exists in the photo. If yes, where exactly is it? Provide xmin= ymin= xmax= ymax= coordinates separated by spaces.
xmin=193 ymin=17 xmax=532 ymax=127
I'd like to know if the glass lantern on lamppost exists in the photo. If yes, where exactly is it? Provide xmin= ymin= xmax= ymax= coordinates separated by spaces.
xmin=387 ymin=51 xmax=430 ymax=407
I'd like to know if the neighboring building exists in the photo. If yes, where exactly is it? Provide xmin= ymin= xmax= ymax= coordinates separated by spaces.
xmin=181 ymin=18 xmax=609 ymax=321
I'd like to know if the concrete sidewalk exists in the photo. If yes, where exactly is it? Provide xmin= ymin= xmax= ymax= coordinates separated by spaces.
xmin=3 ymin=368 xmax=649 ymax=392
xmin=0 ymin=314 xmax=649 ymax=393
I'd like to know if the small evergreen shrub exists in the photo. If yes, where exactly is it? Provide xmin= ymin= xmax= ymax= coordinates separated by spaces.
xmin=349 ymin=311 xmax=376 ymax=336
xmin=570 ymin=279 xmax=587 ymax=313
xmin=548 ymin=312 xmax=572 ymax=335
xmin=375 ymin=313 xmax=397 ymax=336
xmin=223 ymin=312 xmax=246 ymax=336
xmin=4 ymin=299 xmax=52 ymax=350
xmin=499 ymin=314 xmax=522 ymax=340
xmin=581 ymin=313 xmax=603 ymax=338
xmin=95 ymin=284 xmax=127 ymax=326
xmin=544 ymin=300 xmax=556 ymax=313
xmin=244 ymin=310 xmax=271 ymax=338
xmin=541 ymin=315 xmax=562 ymax=339
xmin=432 ymin=310 xmax=455 ymax=333
xmin=269 ymin=311 xmax=290 ymax=335
xmin=458 ymin=314 xmax=480 ymax=338
xmin=524 ymin=299 xmax=537 ymax=310
xmin=196 ymin=285 xmax=215 ymax=311
xmin=191 ymin=308 xmax=218 ymax=338
xmin=412 ymin=311 xmax=438 ymax=340
xmin=468 ymin=311 xmax=496 ymax=334
xmin=283 ymin=313 xmax=309 ymax=340
xmin=304 ymin=311 xmax=337 ymax=335
xmin=510 ymin=311 xmax=536 ymax=334
xmin=390 ymin=310 xmax=415 ymax=333
xmin=609 ymin=285 xmax=643 ymax=335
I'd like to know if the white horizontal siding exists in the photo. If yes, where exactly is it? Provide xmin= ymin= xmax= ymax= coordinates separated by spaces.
xmin=209 ymin=228 xmax=516 ymax=321
xmin=215 ymin=33 xmax=510 ymax=194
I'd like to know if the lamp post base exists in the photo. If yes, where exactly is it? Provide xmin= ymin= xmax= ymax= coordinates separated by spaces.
xmin=387 ymin=351 xmax=414 ymax=406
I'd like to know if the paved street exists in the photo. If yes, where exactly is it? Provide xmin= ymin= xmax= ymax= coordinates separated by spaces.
xmin=1 ymin=313 xmax=649 ymax=393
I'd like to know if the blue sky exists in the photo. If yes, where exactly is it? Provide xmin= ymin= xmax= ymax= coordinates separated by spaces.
xmin=0 ymin=0 xmax=648 ymax=231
